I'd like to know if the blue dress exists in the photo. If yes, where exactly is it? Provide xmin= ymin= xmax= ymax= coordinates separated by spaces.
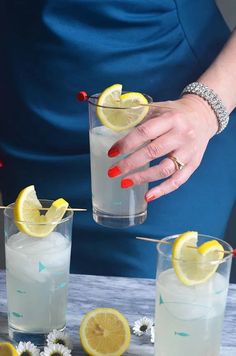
xmin=1 ymin=0 xmax=236 ymax=278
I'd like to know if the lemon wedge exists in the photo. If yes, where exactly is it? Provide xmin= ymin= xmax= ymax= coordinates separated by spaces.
xmin=80 ymin=308 xmax=131 ymax=356
xmin=96 ymin=84 xmax=149 ymax=131
xmin=172 ymin=231 xmax=224 ymax=286
xmin=0 ymin=342 xmax=18 ymax=356
xmin=13 ymin=185 xmax=69 ymax=238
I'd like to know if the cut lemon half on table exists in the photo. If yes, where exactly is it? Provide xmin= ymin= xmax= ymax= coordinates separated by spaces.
xmin=0 ymin=342 xmax=18 ymax=356
xmin=172 ymin=231 xmax=224 ymax=286
xmin=80 ymin=308 xmax=131 ymax=356
xmin=96 ymin=83 xmax=149 ymax=131
xmin=13 ymin=185 xmax=69 ymax=238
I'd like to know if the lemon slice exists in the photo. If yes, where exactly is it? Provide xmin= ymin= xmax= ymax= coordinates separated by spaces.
xmin=96 ymin=84 xmax=149 ymax=131
xmin=0 ymin=342 xmax=18 ymax=356
xmin=13 ymin=185 xmax=69 ymax=238
xmin=80 ymin=308 xmax=131 ymax=356
xmin=172 ymin=231 xmax=224 ymax=286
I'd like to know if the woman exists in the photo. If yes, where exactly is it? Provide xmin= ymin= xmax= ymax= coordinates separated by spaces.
xmin=0 ymin=0 xmax=235 ymax=278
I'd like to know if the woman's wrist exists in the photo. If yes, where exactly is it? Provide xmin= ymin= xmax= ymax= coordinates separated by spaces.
xmin=181 ymin=82 xmax=229 ymax=134
xmin=180 ymin=93 xmax=219 ymax=137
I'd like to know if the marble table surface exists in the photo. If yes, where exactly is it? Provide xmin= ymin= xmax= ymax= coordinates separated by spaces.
xmin=0 ymin=271 xmax=236 ymax=355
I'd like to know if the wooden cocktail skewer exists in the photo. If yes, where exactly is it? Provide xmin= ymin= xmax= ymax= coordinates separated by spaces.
xmin=136 ymin=236 xmax=236 ymax=257
xmin=0 ymin=205 xmax=87 ymax=212
xmin=76 ymin=91 xmax=170 ymax=110
xmin=137 ymin=236 xmax=171 ymax=245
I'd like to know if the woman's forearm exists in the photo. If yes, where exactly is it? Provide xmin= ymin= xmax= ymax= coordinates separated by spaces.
xmin=198 ymin=29 xmax=236 ymax=113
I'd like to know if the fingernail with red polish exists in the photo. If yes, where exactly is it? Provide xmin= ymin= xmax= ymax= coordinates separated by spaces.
xmin=145 ymin=194 xmax=156 ymax=202
xmin=108 ymin=166 xmax=121 ymax=178
xmin=121 ymin=178 xmax=134 ymax=189
xmin=108 ymin=147 xmax=120 ymax=158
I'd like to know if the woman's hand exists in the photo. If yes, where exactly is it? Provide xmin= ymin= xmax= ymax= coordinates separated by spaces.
xmin=107 ymin=94 xmax=219 ymax=202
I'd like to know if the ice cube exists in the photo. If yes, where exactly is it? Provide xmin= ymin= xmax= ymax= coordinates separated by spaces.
xmin=6 ymin=232 xmax=71 ymax=283
xmin=157 ymin=269 xmax=227 ymax=320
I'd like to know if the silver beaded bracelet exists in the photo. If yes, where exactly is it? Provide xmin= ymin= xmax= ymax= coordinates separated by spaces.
xmin=181 ymin=82 xmax=229 ymax=134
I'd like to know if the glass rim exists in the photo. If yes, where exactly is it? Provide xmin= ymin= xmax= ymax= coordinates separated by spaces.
xmin=88 ymin=92 xmax=153 ymax=110
xmin=157 ymin=233 xmax=233 ymax=265
xmin=4 ymin=199 xmax=74 ymax=225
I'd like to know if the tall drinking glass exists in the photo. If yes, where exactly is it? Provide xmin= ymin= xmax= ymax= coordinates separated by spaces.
xmin=88 ymin=93 xmax=152 ymax=228
xmin=4 ymin=201 xmax=73 ymax=346
xmin=155 ymin=234 xmax=232 ymax=356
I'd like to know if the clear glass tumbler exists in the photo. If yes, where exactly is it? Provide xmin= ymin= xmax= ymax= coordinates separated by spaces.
xmin=4 ymin=200 xmax=73 ymax=347
xmin=155 ymin=234 xmax=232 ymax=356
xmin=88 ymin=92 xmax=152 ymax=228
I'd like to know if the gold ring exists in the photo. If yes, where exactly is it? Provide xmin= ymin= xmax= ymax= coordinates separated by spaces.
xmin=168 ymin=155 xmax=185 ymax=171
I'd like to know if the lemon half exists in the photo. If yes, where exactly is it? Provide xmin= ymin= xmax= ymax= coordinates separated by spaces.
xmin=96 ymin=84 xmax=149 ymax=131
xmin=172 ymin=231 xmax=224 ymax=286
xmin=0 ymin=342 xmax=18 ymax=356
xmin=80 ymin=308 xmax=131 ymax=356
xmin=13 ymin=185 xmax=69 ymax=237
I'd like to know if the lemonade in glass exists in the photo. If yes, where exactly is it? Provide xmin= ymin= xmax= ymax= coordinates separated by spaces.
xmin=155 ymin=232 xmax=232 ymax=356
xmin=88 ymin=84 xmax=152 ymax=228
xmin=4 ymin=186 xmax=73 ymax=346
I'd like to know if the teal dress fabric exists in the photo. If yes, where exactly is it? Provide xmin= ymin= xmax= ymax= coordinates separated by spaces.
xmin=1 ymin=0 xmax=236 ymax=278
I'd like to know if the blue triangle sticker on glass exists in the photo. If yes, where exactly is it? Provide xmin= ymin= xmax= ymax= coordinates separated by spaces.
xmin=12 ymin=312 xmax=23 ymax=318
xmin=39 ymin=261 xmax=46 ymax=272
xmin=160 ymin=295 xmax=164 ymax=305
xmin=57 ymin=282 xmax=66 ymax=289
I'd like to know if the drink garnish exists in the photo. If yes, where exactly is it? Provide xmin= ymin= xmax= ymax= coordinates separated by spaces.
xmin=96 ymin=84 xmax=149 ymax=131
xmin=13 ymin=185 xmax=69 ymax=238
xmin=80 ymin=308 xmax=131 ymax=356
xmin=172 ymin=231 xmax=224 ymax=286
xmin=76 ymin=90 xmax=88 ymax=101
xmin=0 ymin=342 xmax=18 ymax=356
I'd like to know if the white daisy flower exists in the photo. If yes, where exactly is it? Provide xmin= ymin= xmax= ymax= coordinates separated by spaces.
xmin=150 ymin=325 xmax=155 ymax=343
xmin=16 ymin=341 xmax=40 ymax=356
xmin=132 ymin=317 xmax=154 ymax=336
xmin=46 ymin=329 xmax=72 ymax=350
xmin=40 ymin=344 xmax=71 ymax=356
